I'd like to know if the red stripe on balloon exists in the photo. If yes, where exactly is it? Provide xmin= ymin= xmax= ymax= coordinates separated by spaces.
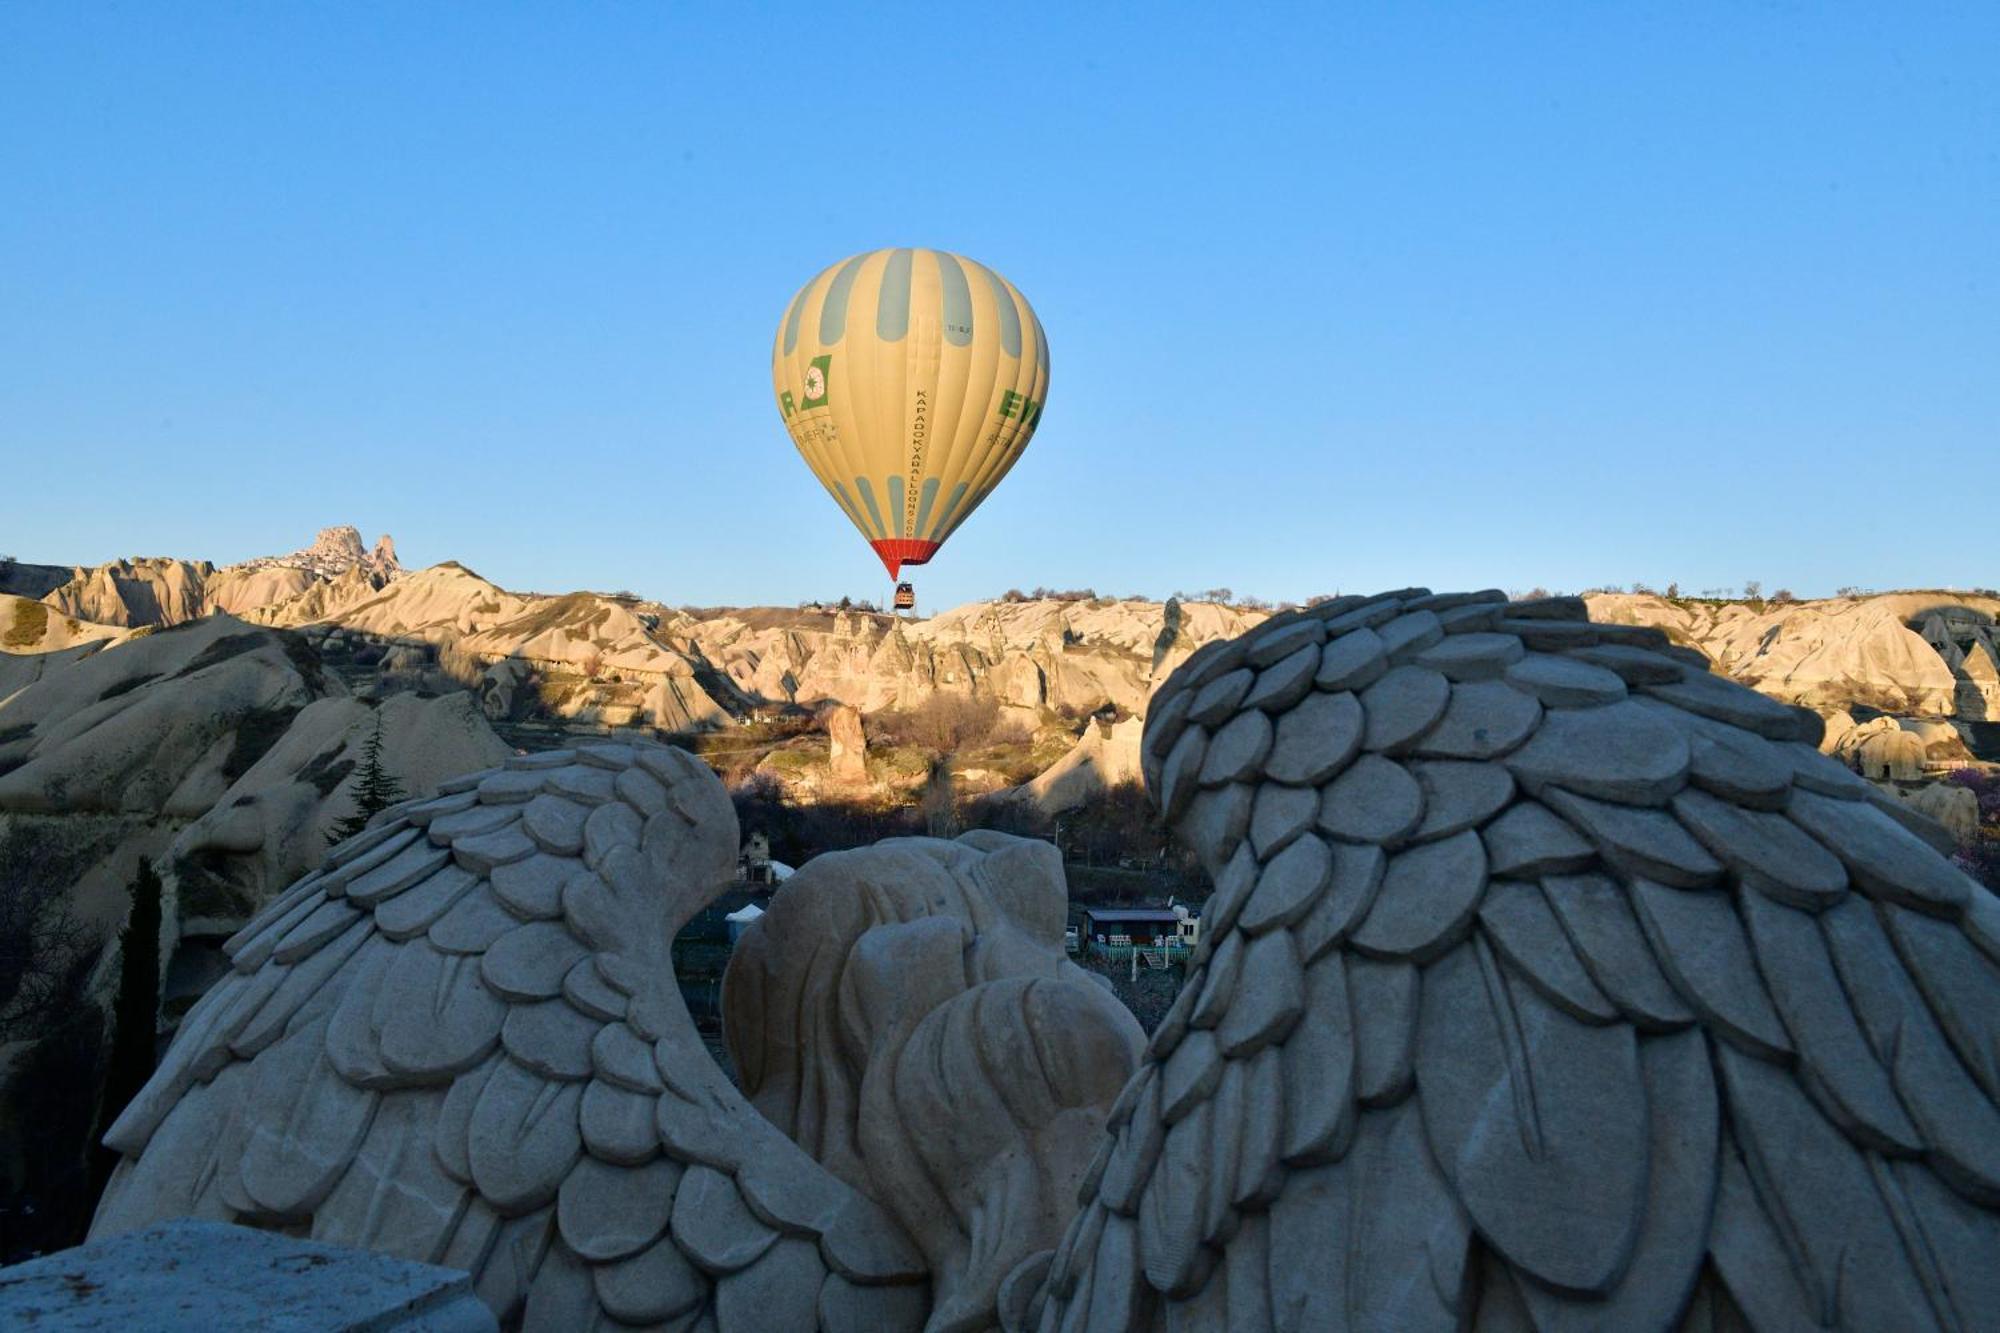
xmin=869 ymin=539 xmax=940 ymax=579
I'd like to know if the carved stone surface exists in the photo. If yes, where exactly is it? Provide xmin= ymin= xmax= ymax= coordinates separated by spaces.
xmin=90 ymin=740 xmax=933 ymax=1332
xmin=719 ymin=836 xmax=1143 ymax=1331
xmin=1047 ymin=587 xmax=2000 ymax=1331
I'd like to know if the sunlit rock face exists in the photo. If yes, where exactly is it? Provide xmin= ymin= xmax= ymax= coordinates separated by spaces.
xmin=1587 ymin=590 xmax=2000 ymax=724
xmin=34 ymin=527 xmax=404 ymax=631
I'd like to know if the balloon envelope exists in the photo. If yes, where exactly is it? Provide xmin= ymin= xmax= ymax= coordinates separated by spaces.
xmin=772 ymin=248 xmax=1050 ymax=579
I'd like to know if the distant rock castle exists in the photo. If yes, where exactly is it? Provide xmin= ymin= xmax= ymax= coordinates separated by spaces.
xmin=234 ymin=525 xmax=400 ymax=580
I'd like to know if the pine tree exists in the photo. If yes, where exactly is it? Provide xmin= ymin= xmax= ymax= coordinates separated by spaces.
xmin=327 ymin=714 xmax=406 ymax=845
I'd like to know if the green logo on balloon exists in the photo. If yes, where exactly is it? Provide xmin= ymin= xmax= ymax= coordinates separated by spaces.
xmin=802 ymin=355 xmax=831 ymax=409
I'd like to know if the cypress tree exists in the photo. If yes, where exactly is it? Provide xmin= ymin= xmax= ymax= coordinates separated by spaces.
xmin=327 ymin=713 xmax=406 ymax=845
xmin=89 ymin=858 xmax=162 ymax=1207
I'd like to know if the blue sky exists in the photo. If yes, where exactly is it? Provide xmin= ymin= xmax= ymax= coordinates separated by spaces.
xmin=3 ymin=4 xmax=1994 ymax=608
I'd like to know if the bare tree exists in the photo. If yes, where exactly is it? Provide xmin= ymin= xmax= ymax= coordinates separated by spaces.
xmin=0 ymin=845 xmax=95 ymax=1045
xmin=877 ymin=694 xmax=1000 ymax=758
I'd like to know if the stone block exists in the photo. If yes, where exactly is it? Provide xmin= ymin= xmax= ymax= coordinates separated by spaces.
xmin=0 ymin=1220 xmax=495 ymax=1331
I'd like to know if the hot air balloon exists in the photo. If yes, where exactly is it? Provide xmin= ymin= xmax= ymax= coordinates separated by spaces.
xmin=772 ymin=248 xmax=1050 ymax=600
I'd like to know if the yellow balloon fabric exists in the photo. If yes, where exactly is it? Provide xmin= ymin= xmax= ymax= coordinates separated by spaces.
xmin=772 ymin=248 xmax=1050 ymax=579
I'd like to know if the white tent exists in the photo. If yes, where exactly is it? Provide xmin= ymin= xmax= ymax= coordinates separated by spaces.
xmin=724 ymin=902 xmax=765 ymax=944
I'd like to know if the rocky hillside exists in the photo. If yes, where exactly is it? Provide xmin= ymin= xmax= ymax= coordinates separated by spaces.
xmin=228 ymin=557 xmax=1271 ymax=756
xmin=30 ymin=525 xmax=402 ymax=629
xmin=1 ymin=596 xmax=133 ymax=700
xmin=682 ymin=596 xmax=1260 ymax=719
xmin=0 ymin=558 xmax=73 ymax=601
xmin=1587 ymin=591 xmax=2000 ymax=717
xmin=1588 ymin=591 xmax=1999 ymax=771
xmin=16 ymin=528 xmax=2000 ymax=813
xmin=0 ymin=616 xmax=504 ymax=939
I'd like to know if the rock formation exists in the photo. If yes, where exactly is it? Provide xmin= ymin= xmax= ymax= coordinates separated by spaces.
xmin=1008 ymin=714 xmax=1145 ymax=815
xmin=825 ymin=704 xmax=868 ymax=785
xmin=1588 ymin=590 xmax=2000 ymax=724
xmin=1820 ymin=713 xmax=1972 ymax=780
xmin=233 ymin=524 xmax=404 ymax=581
xmin=91 ymin=743 xmax=1137 ymax=1332
xmin=0 ymin=608 xmax=512 ymax=953
xmin=41 ymin=557 xmax=215 ymax=628
xmin=248 ymin=568 xmax=1265 ymax=746
xmin=0 ymin=594 xmax=125 ymax=655
xmin=1833 ymin=716 xmax=1929 ymax=780
xmin=0 ymin=595 xmax=130 ymax=700
xmin=668 ymin=598 xmax=1266 ymax=723
xmin=1897 ymin=781 xmax=1981 ymax=845
xmin=167 ymin=690 xmax=512 ymax=928
xmin=0 ymin=615 xmax=330 ymax=934
xmin=20 ymin=527 xmax=2000 ymax=786
xmin=1038 ymin=587 xmax=2000 ymax=1330
xmin=229 ymin=560 xmax=2000 ymax=791
xmin=1953 ymin=632 xmax=2000 ymax=720
xmin=32 ymin=526 xmax=404 ymax=630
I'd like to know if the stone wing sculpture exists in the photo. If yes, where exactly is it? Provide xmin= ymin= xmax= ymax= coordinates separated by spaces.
xmin=90 ymin=742 xmax=935 ymax=1330
xmin=1038 ymin=589 xmax=2000 ymax=1331
xmin=722 ymin=834 xmax=1143 ymax=1332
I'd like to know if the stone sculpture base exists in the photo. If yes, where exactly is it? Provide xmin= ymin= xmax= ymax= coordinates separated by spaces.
xmin=0 ymin=1220 xmax=496 ymax=1332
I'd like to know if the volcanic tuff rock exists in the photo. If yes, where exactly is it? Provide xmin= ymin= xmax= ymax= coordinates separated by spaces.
xmin=253 ymin=561 xmax=532 ymax=638
xmin=1011 ymin=714 xmax=1147 ymax=814
xmin=235 ymin=573 xmax=2000 ymax=747
xmin=1896 ymin=780 xmax=1981 ymax=843
xmin=677 ymin=597 xmax=1267 ymax=721
xmin=1830 ymin=716 xmax=1928 ymax=779
xmin=22 ymin=529 xmax=2000 ymax=807
xmin=168 ymin=690 xmax=512 ymax=928
xmin=826 ymin=704 xmax=868 ymax=785
xmin=231 ymin=523 xmax=402 ymax=580
xmin=1 ymin=596 xmax=132 ymax=699
xmin=256 ymin=567 xmax=737 ymax=733
xmin=1587 ymin=591 xmax=2000 ymax=721
xmin=0 ymin=614 xmax=511 ymax=960
xmin=248 ymin=565 xmax=1269 ymax=736
xmin=40 ymin=558 xmax=332 ymax=628
xmin=33 ymin=526 xmax=403 ymax=630
xmin=41 ymin=557 xmax=216 ymax=628
xmin=0 ymin=615 xmax=323 ymax=829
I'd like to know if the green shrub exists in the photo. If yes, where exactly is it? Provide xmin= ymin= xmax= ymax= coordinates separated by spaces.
xmin=3 ymin=599 xmax=49 ymax=647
